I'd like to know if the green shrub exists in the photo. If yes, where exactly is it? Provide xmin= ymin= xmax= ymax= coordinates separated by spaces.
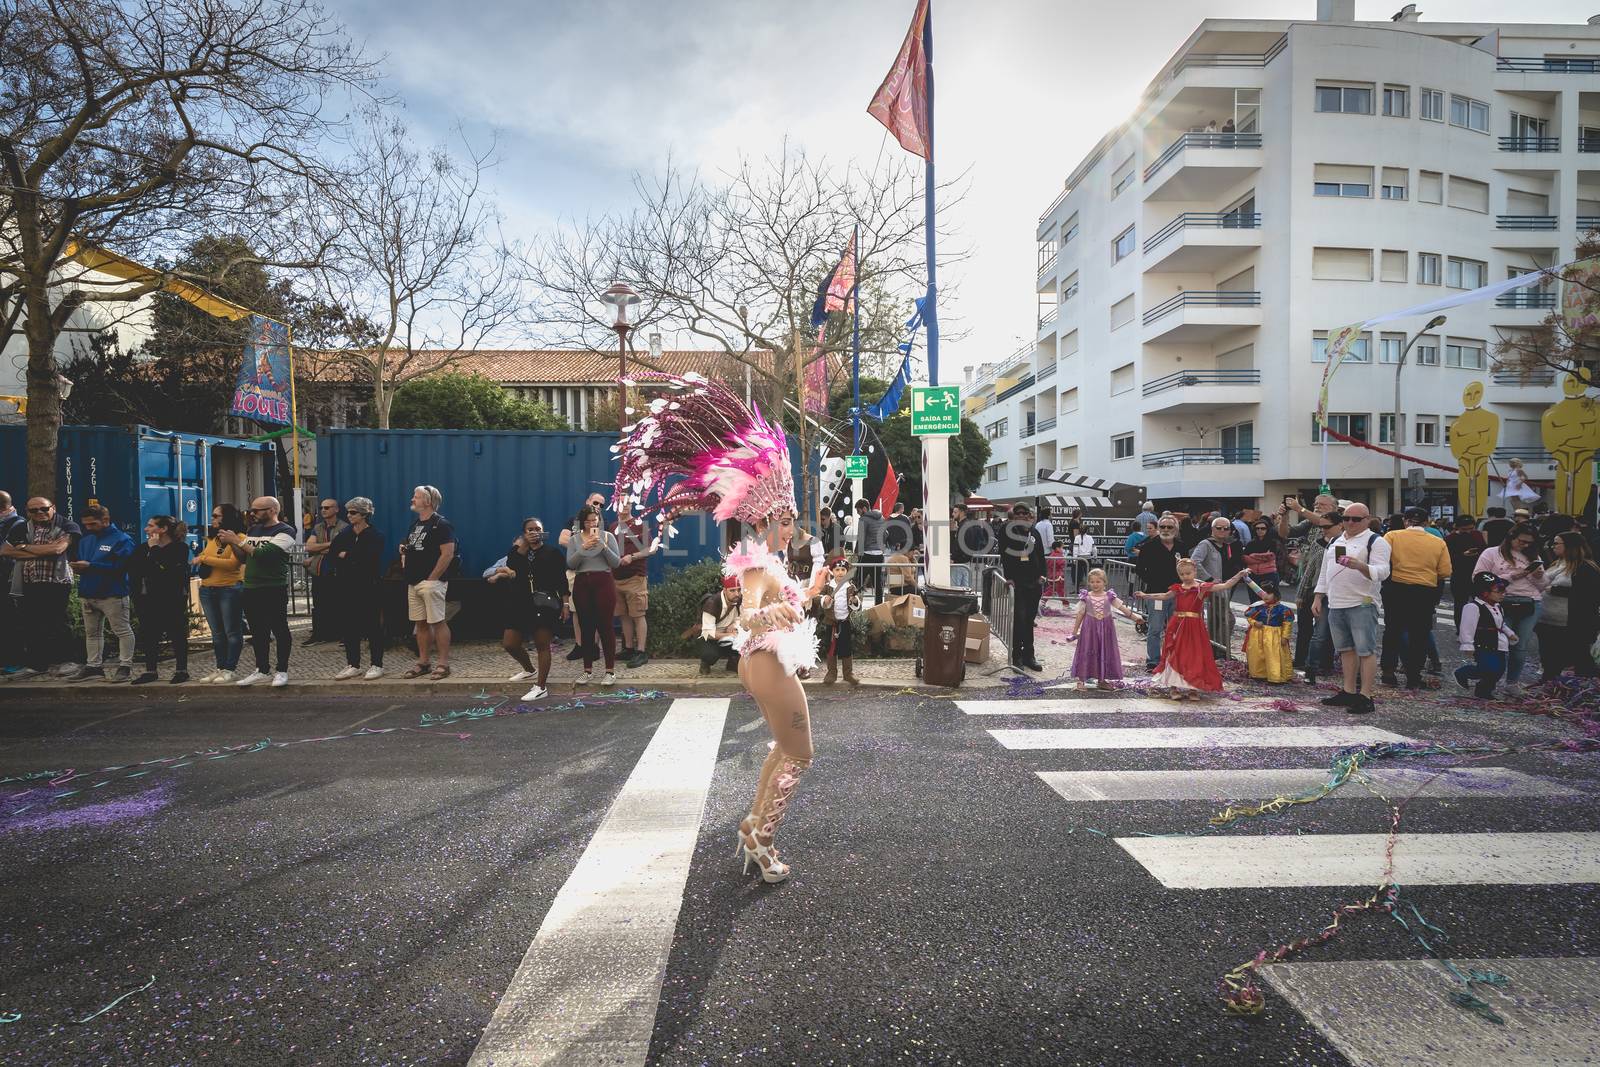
xmin=647 ymin=559 xmax=724 ymax=657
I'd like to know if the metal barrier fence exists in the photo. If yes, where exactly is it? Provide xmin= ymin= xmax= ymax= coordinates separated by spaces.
xmin=985 ymin=567 xmax=1013 ymax=666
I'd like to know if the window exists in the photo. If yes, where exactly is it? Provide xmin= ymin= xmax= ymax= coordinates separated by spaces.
xmin=1315 ymin=83 xmax=1373 ymax=114
xmin=1112 ymin=159 xmax=1135 ymax=198
xmin=1062 ymin=215 xmax=1080 ymax=244
xmin=1058 ymin=445 xmax=1078 ymax=469
xmin=1418 ymin=171 xmax=1443 ymax=204
xmin=1381 ymin=250 xmax=1407 ymax=282
xmin=1110 ymin=363 xmax=1135 ymax=395
xmin=1112 ymin=225 xmax=1136 ymax=263
xmin=1447 ymin=175 xmax=1489 ymax=213
xmin=1219 ymin=421 xmax=1254 ymax=462
xmin=1378 ymin=413 xmax=1402 ymax=444
xmin=1110 ymin=294 xmax=1134 ymax=330
xmin=1446 ymin=257 xmax=1487 ymax=290
xmin=1312 ymin=413 xmax=1370 ymax=443
xmin=1313 ymin=246 xmax=1374 ymax=281
xmin=1420 ymin=88 xmax=1444 ymax=122
xmin=1313 ymin=163 xmax=1373 ymax=198
xmin=1380 ymin=166 xmax=1407 ymax=200
xmin=1445 ymin=340 xmax=1486 ymax=370
xmin=1418 ymin=253 xmax=1441 ymax=285
xmin=1444 ymin=416 xmax=1456 ymax=445
xmin=984 ymin=418 xmax=1008 ymax=440
xmin=1449 ymin=94 xmax=1489 ymax=133
xmin=1378 ymin=333 xmax=1405 ymax=364
xmin=1414 ymin=415 xmax=1439 ymax=446
xmin=1416 ymin=340 xmax=1440 ymax=366
xmin=1312 ymin=332 xmax=1370 ymax=363
xmin=985 ymin=462 xmax=1008 ymax=482
xmin=1380 ymin=85 xmax=1408 ymax=118
xmin=1062 ymin=271 xmax=1080 ymax=300
xmin=1510 ymin=112 xmax=1548 ymax=139
xmin=1062 ymin=329 xmax=1079 ymax=356
xmin=1060 ymin=387 xmax=1079 ymax=413
xmin=1112 ymin=433 xmax=1135 ymax=461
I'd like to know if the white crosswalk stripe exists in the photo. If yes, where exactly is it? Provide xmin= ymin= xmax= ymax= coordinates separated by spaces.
xmin=1036 ymin=766 xmax=1577 ymax=802
xmin=958 ymin=697 xmax=1277 ymax=716
xmin=989 ymin=725 xmax=1411 ymax=750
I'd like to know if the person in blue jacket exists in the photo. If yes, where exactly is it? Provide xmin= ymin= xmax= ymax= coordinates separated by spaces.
xmin=66 ymin=505 xmax=136 ymax=682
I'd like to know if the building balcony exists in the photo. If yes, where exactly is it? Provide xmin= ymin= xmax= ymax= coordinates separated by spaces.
xmin=1142 ymin=290 xmax=1262 ymax=343
xmin=1142 ymin=447 xmax=1260 ymax=469
xmin=1497 ymin=135 xmax=1560 ymax=152
xmin=1019 ymin=473 xmax=1037 ymax=488
xmin=1497 ymin=56 xmax=1600 ymax=73
xmin=997 ymin=373 xmax=1036 ymax=403
xmin=1139 ymin=368 xmax=1262 ymax=413
xmin=1035 ymin=416 xmax=1057 ymax=435
xmin=1143 ymin=212 xmax=1262 ymax=272
xmin=1490 ymin=366 xmax=1561 ymax=405
xmin=1494 ymin=289 xmax=1556 ymax=309
xmin=1037 ymin=251 xmax=1058 ymax=288
xmin=1020 ymin=423 xmax=1035 ymax=439
xmin=1036 ymin=361 xmax=1058 ymax=382
xmin=1037 ymin=308 xmax=1058 ymax=334
xmin=1142 ymin=132 xmax=1263 ymax=202
xmin=1579 ymin=215 xmax=1600 ymax=231
xmin=1496 ymin=215 xmax=1558 ymax=231
xmin=1492 ymin=446 xmax=1555 ymax=465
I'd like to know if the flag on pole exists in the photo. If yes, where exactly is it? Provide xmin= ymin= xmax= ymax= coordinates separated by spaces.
xmin=875 ymin=456 xmax=900 ymax=516
xmin=1314 ymin=321 xmax=1365 ymax=427
xmin=810 ymin=234 xmax=857 ymax=327
xmin=231 ymin=315 xmax=293 ymax=426
xmin=804 ymin=324 xmax=829 ymax=417
xmin=867 ymin=0 xmax=932 ymax=160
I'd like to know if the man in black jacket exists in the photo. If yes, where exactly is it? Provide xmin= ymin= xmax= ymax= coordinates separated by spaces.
xmin=1133 ymin=516 xmax=1182 ymax=669
xmin=1001 ymin=502 xmax=1047 ymax=672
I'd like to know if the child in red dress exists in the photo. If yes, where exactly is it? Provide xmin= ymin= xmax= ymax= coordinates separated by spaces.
xmin=1135 ymin=558 xmax=1247 ymax=700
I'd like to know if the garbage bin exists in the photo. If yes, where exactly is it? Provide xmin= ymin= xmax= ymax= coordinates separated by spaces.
xmin=921 ymin=584 xmax=980 ymax=688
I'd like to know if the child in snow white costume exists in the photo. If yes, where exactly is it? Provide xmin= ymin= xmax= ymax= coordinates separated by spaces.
xmin=614 ymin=372 xmax=818 ymax=884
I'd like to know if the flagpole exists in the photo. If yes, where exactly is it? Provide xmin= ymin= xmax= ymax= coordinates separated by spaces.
xmin=919 ymin=0 xmax=952 ymax=589
xmin=851 ymin=223 xmax=862 ymax=453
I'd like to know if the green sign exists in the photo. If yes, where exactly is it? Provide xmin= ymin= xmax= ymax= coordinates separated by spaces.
xmin=845 ymin=454 xmax=869 ymax=480
xmin=910 ymin=385 xmax=961 ymax=436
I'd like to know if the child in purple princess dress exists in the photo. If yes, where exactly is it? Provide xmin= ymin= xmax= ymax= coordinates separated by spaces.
xmin=1065 ymin=568 xmax=1145 ymax=690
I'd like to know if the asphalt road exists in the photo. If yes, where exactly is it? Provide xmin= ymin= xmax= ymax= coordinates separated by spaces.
xmin=2 ymin=657 xmax=1597 ymax=1065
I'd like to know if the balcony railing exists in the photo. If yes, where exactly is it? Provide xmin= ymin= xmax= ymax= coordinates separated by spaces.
xmin=1145 ymin=33 xmax=1286 ymax=98
xmin=1143 ymin=132 xmax=1263 ymax=182
xmin=1144 ymin=212 xmax=1262 ymax=253
xmin=1037 ymin=308 xmax=1058 ymax=331
xmin=1497 ymin=135 xmax=1560 ymax=152
xmin=1143 ymin=447 xmax=1259 ymax=468
xmin=996 ymin=373 xmax=1036 ymax=403
xmin=1492 ymin=367 xmax=1557 ymax=386
xmin=1492 ymin=446 xmax=1553 ymax=462
xmin=1035 ymin=417 xmax=1057 ymax=434
xmin=1020 ymin=423 xmax=1035 ymax=439
xmin=1496 ymin=215 xmax=1558 ymax=231
xmin=1580 ymin=215 xmax=1600 ymax=231
xmin=1143 ymin=290 xmax=1261 ymax=325
xmin=1037 ymin=251 xmax=1058 ymax=278
xmin=1494 ymin=289 xmax=1557 ymax=309
xmin=1036 ymin=361 xmax=1058 ymax=381
xmin=1142 ymin=368 xmax=1262 ymax=396
xmin=1018 ymin=474 xmax=1036 ymax=488
xmin=1497 ymin=56 xmax=1599 ymax=73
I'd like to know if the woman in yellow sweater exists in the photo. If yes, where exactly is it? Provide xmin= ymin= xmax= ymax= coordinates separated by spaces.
xmin=195 ymin=503 xmax=248 ymax=683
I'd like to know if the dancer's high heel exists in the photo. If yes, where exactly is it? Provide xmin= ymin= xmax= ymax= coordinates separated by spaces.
xmin=735 ymin=815 xmax=790 ymax=882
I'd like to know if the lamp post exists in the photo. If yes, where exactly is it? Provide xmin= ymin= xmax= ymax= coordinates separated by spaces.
xmin=1391 ymin=314 xmax=1447 ymax=511
xmin=599 ymin=281 xmax=640 ymax=436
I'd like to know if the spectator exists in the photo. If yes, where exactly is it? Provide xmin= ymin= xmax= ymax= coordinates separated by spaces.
xmin=1001 ymin=503 xmax=1046 ymax=672
xmin=1479 ymin=506 xmax=1513 ymax=548
xmin=1231 ymin=511 xmax=1252 ymax=547
xmin=1444 ymin=514 xmax=1487 ymax=628
xmin=909 ymin=507 xmax=926 ymax=557
xmin=1534 ymin=502 xmax=1575 ymax=543
xmin=195 ymin=503 xmax=248 ymax=683
xmin=1455 ymin=573 xmax=1515 ymax=699
xmin=1034 ymin=510 xmax=1056 ymax=557
xmin=1380 ymin=506 xmax=1452 ymax=690
xmin=818 ymin=555 xmax=861 ymax=686
xmin=1190 ymin=517 xmax=1244 ymax=660
xmin=1 ymin=497 xmax=81 ymax=679
xmin=400 ymin=485 xmax=458 ymax=681
xmin=1313 ymin=503 xmax=1391 ymax=715
xmin=613 ymin=500 xmax=655 ymax=669
xmin=566 ymin=504 xmax=621 ymax=685
xmin=560 ymin=491 xmax=607 ymax=662
xmin=1124 ymin=520 xmax=1153 ymax=559
xmin=484 ymin=516 xmax=568 ymax=700
xmin=950 ymin=504 xmax=973 ymax=566
xmin=66 ymin=505 xmax=135 ymax=682
xmin=1063 ymin=519 xmax=1095 ymax=591
xmin=302 ymin=498 xmax=347 ymax=645
xmin=1242 ymin=518 xmax=1280 ymax=587
xmin=329 ymin=497 xmax=386 ymax=680
xmin=1278 ymin=494 xmax=1339 ymax=540
xmin=0 ymin=491 xmax=20 ymax=675
xmin=1535 ymin=530 xmax=1599 ymax=682
xmin=698 ymin=577 xmax=742 ymax=674
xmin=1472 ymin=521 xmax=1548 ymax=695
xmin=818 ymin=507 xmax=846 ymax=557
xmin=854 ymin=499 xmax=886 ymax=602
xmin=1175 ymin=512 xmax=1206 ymax=554
xmin=1134 ymin=501 xmax=1158 ymax=532
xmin=228 ymin=496 xmax=296 ymax=687
xmin=1133 ymin=517 xmax=1181 ymax=670
xmin=784 ymin=512 xmax=819 ymax=586
xmin=1293 ymin=509 xmax=1339 ymax=684
xmin=128 ymin=515 xmax=192 ymax=684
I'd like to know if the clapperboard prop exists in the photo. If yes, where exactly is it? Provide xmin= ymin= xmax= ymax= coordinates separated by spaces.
xmin=1032 ymin=469 xmax=1146 ymax=554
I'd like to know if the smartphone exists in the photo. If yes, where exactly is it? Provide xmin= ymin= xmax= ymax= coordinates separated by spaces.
xmin=1283 ymin=495 xmax=1297 ymax=508
xmin=1334 ymin=545 xmax=1347 ymax=562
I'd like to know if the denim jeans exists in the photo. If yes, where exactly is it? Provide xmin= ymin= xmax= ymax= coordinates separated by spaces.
xmin=1456 ymin=649 xmax=1506 ymax=697
xmin=1501 ymin=597 xmax=1541 ymax=684
xmin=199 ymin=584 xmax=244 ymax=670
xmin=1144 ymin=597 xmax=1170 ymax=667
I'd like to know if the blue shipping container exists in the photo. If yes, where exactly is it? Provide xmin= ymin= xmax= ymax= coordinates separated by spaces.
xmin=0 ymin=424 xmax=278 ymax=551
xmin=319 ymin=428 xmax=820 ymax=581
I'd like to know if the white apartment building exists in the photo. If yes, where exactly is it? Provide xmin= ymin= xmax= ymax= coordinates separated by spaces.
xmin=971 ymin=1 xmax=1598 ymax=515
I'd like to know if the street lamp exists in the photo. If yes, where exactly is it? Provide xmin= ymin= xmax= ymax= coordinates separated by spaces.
xmin=599 ymin=281 xmax=640 ymax=435
xmin=1392 ymin=314 xmax=1447 ymax=511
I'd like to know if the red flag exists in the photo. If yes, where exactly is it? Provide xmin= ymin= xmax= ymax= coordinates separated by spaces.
xmin=867 ymin=0 xmax=931 ymax=160
xmin=804 ymin=324 xmax=828 ymax=417
xmin=825 ymin=232 xmax=857 ymax=315
xmin=875 ymin=456 xmax=900 ymax=516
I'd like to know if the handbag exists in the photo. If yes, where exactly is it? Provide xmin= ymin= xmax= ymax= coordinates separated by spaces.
xmin=530 ymin=589 xmax=562 ymax=614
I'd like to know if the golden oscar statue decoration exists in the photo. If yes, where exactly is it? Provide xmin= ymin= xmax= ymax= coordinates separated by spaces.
xmin=1543 ymin=372 xmax=1598 ymax=517
xmin=1450 ymin=380 xmax=1498 ymax=516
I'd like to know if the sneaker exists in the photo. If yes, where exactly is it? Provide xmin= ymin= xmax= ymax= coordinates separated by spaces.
xmin=131 ymin=671 xmax=158 ymax=685
xmin=1501 ymin=682 xmax=1522 ymax=697
xmin=236 ymin=670 xmax=269 ymax=687
xmin=169 ymin=671 xmax=190 ymax=684
xmin=6 ymin=667 xmax=39 ymax=682
xmin=602 ymin=671 xmax=616 ymax=686
xmin=565 ymin=645 xmax=586 ymax=662
xmin=627 ymin=651 xmax=650 ymax=669
xmin=509 ymin=670 xmax=536 ymax=682
xmin=1320 ymin=690 xmax=1356 ymax=706
xmin=271 ymin=672 xmax=289 ymax=688
xmin=363 ymin=666 xmax=385 ymax=680
xmin=1345 ymin=694 xmax=1376 ymax=715
xmin=577 ymin=671 xmax=593 ymax=685
xmin=52 ymin=662 xmax=81 ymax=677
xmin=65 ymin=665 xmax=104 ymax=682
xmin=520 ymin=683 xmax=548 ymax=702
xmin=334 ymin=666 xmax=362 ymax=680
xmin=211 ymin=669 xmax=235 ymax=685
xmin=110 ymin=665 xmax=132 ymax=683
xmin=1454 ymin=667 xmax=1472 ymax=692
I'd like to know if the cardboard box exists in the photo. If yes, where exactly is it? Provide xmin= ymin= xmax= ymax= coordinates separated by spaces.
xmin=892 ymin=593 xmax=926 ymax=630
xmin=964 ymin=615 xmax=992 ymax=664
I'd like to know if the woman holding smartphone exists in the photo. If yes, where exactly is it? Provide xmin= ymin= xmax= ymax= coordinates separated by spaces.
xmin=1472 ymin=521 xmax=1548 ymax=694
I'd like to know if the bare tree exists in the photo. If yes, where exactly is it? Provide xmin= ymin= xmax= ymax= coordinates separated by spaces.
xmin=1492 ymin=231 xmax=1600 ymax=391
xmin=0 ymin=0 xmax=379 ymax=490
xmin=304 ymin=108 xmax=521 ymax=428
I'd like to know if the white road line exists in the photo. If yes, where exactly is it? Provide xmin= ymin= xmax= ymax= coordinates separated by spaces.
xmin=958 ymin=697 xmax=1275 ymax=716
xmin=988 ymin=725 xmax=1411 ymax=750
xmin=1263 ymin=957 xmax=1600 ymax=1067
xmin=68 ymin=707 xmax=146 ymax=734
xmin=338 ymin=704 xmax=402 ymax=735
xmin=1038 ymin=766 xmax=1579 ymax=802
xmin=468 ymin=697 xmax=730 ymax=1067
xmin=1116 ymin=831 xmax=1600 ymax=888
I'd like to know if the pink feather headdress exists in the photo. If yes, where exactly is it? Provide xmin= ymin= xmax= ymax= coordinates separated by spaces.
xmin=612 ymin=371 xmax=796 ymax=527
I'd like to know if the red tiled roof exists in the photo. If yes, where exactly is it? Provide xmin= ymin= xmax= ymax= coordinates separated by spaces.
xmin=299 ymin=348 xmax=778 ymax=385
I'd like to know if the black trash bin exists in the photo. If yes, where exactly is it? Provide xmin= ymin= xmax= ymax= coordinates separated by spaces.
xmin=921 ymin=584 xmax=979 ymax=688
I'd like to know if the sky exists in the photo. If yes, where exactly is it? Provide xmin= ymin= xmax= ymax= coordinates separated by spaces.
xmin=323 ymin=0 xmax=1600 ymax=378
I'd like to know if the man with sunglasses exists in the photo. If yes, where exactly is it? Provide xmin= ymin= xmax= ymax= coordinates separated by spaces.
xmin=302 ymin=499 xmax=347 ymax=646
xmin=1293 ymin=509 xmax=1339 ymax=684
xmin=1133 ymin=517 xmax=1182 ymax=670
xmin=1312 ymin=503 xmax=1392 ymax=715
xmin=1 ymin=497 xmax=82 ymax=680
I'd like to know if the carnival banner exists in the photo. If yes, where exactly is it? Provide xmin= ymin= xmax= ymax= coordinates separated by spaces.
xmin=1561 ymin=257 xmax=1600 ymax=333
xmin=1314 ymin=321 xmax=1365 ymax=425
xmin=230 ymin=315 xmax=293 ymax=426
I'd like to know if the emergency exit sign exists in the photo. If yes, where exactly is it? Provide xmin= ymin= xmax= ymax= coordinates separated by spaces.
xmin=845 ymin=454 xmax=869 ymax=480
xmin=910 ymin=385 xmax=961 ymax=436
